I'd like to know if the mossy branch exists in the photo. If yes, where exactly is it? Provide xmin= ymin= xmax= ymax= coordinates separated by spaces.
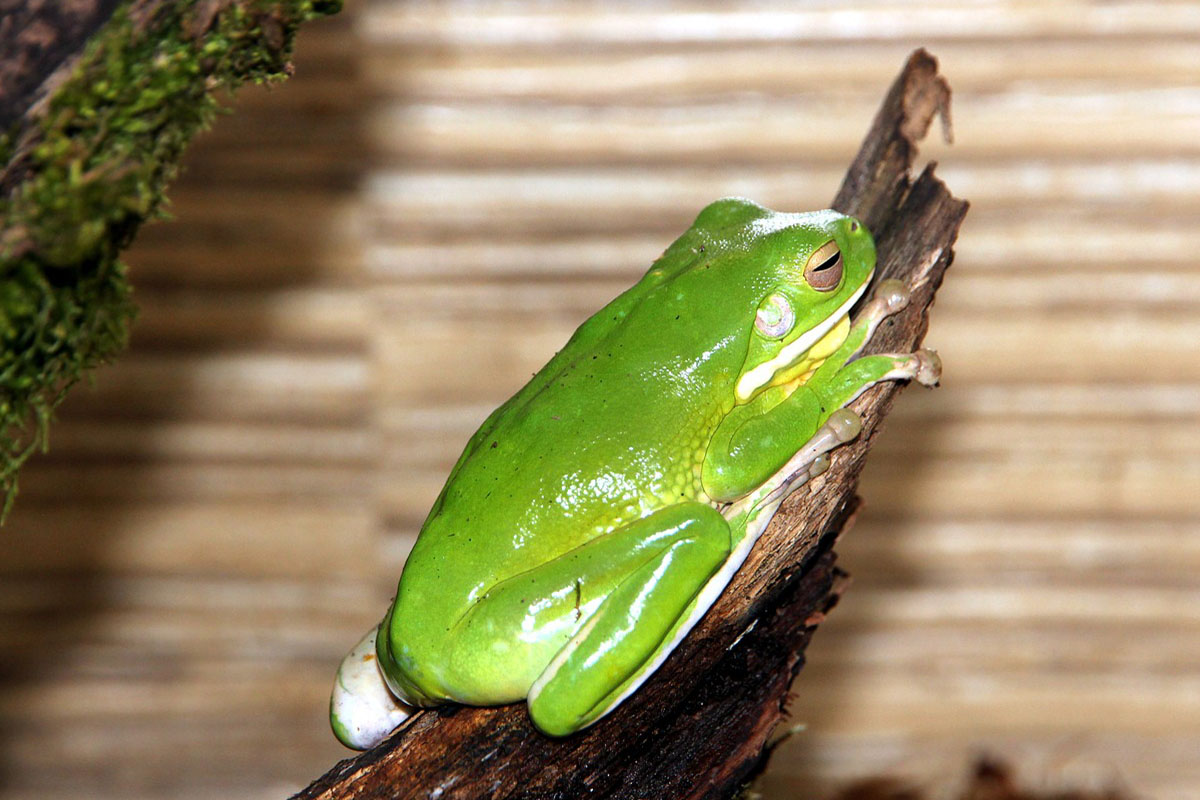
xmin=0 ymin=0 xmax=340 ymax=515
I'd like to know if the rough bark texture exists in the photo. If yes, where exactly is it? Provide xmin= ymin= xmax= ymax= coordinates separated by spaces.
xmin=0 ymin=0 xmax=124 ymax=128
xmin=296 ymin=49 xmax=968 ymax=800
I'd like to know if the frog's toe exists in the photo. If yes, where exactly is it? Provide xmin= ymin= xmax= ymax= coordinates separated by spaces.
xmin=330 ymin=626 xmax=414 ymax=750
xmin=825 ymin=408 xmax=863 ymax=444
xmin=873 ymin=348 xmax=942 ymax=388
xmin=806 ymin=452 xmax=832 ymax=479
xmin=913 ymin=348 xmax=942 ymax=387
xmin=873 ymin=278 xmax=910 ymax=312
xmin=853 ymin=279 xmax=910 ymax=334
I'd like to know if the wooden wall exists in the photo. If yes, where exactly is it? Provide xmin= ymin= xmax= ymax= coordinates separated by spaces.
xmin=2 ymin=2 xmax=1198 ymax=798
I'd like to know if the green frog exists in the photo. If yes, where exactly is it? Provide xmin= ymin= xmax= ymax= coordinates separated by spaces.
xmin=330 ymin=198 xmax=939 ymax=748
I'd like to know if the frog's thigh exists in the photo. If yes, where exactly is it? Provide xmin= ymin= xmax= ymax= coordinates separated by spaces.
xmin=444 ymin=503 xmax=731 ymax=710
xmin=526 ymin=502 xmax=731 ymax=736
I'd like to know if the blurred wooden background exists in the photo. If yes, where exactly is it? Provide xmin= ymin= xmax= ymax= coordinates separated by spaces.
xmin=3 ymin=2 xmax=1199 ymax=798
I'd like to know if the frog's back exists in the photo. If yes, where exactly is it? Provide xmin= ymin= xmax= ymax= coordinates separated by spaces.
xmin=418 ymin=346 xmax=718 ymax=579
xmin=392 ymin=199 xmax=800 ymax=610
xmin=404 ymin=261 xmax=754 ymax=592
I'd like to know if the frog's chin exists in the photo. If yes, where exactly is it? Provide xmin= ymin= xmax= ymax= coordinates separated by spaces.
xmin=734 ymin=278 xmax=870 ymax=402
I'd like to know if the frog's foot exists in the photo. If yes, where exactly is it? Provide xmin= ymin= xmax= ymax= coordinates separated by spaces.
xmin=526 ymin=503 xmax=732 ymax=736
xmin=736 ymin=347 xmax=942 ymax=516
xmin=884 ymin=347 xmax=942 ymax=387
xmin=756 ymin=408 xmax=864 ymax=511
xmin=330 ymin=625 xmax=415 ymax=750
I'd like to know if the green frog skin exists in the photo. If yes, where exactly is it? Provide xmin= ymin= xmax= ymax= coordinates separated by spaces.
xmin=330 ymin=198 xmax=939 ymax=748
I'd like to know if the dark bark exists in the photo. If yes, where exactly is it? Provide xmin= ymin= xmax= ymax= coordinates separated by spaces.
xmin=0 ymin=0 xmax=124 ymax=128
xmin=296 ymin=48 xmax=968 ymax=800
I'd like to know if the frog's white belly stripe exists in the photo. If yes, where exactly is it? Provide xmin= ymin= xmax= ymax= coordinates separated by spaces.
xmin=578 ymin=493 xmax=786 ymax=723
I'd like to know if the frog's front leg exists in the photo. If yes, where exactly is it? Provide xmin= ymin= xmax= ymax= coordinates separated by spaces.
xmin=804 ymin=278 xmax=940 ymax=411
xmin=814 ymin=347 xmax=941 ymax=412
xmin=447 ymin=503 xmax=732 ymax=736
xmin=762 ymin=281 xmax=941 ymax=491
xmin=703 ymin=279 xmax=938 ymax=502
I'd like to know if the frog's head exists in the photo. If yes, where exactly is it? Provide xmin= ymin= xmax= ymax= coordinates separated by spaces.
xmin=694 ymin=199 xmax=876 ymax=404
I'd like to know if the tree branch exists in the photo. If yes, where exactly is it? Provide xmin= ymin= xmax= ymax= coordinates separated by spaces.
xmin=296 ymin=48 xmax=968 ymax=800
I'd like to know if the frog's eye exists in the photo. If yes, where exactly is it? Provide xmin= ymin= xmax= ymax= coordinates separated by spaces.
xmin=804 ymin=240 xmax=843 ymax=292
xmin=755 ymin=292 xmax=795 ymax=339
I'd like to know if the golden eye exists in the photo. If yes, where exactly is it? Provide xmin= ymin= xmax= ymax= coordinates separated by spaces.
xmin=804 ymin=240 xmax=843 ymax=292
xmin=755 ymin=292 xmax=794 ymax=339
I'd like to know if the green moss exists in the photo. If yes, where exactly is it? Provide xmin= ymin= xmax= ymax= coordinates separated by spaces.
xmin=0 ymin=0 xmax=341 ymax=515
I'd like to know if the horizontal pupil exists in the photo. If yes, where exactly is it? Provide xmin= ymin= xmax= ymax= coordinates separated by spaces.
xmin=813 ymin=253 xmax=841 ymax=272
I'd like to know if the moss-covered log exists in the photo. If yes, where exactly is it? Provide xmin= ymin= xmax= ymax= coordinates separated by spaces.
xmin=0 ymin=0 xmax=340 ymax=513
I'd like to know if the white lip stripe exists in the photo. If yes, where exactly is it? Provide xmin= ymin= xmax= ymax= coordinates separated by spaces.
xmin=735 ymin=274 xmax=873 ymax=401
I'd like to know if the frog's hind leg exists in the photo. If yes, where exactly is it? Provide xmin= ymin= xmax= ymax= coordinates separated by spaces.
xmin=525 ymin=502 xmax=732 ymax=736
xmin=436 ymin=502 xmax=730 ymax=721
